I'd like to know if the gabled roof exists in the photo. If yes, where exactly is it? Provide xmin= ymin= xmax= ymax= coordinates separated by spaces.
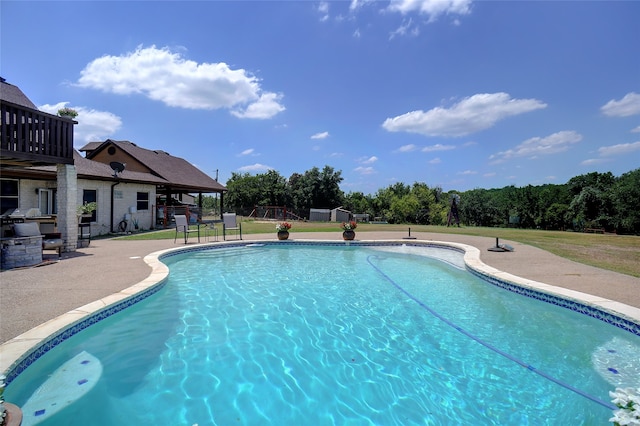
xmin=0 ymin=77 xmax=38 ymax=109
xmin=24 ymin=151 xmax=169 ymax=185
xmin=81 ymin=140 xmax=226 ymax=193
xmin=73 ymin=151 xmax=168 ymax=183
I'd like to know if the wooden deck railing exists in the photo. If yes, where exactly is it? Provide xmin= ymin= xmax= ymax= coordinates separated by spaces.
xmin=1 ymin=101 xmax=74 ymax=165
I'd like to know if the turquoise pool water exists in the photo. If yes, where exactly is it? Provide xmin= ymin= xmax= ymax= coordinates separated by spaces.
xmin=7 ymin=244 xmax=640 ymax=425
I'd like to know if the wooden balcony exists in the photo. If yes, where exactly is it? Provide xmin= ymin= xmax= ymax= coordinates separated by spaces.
xmin=1 ymin=101 xmax=74 ymax=166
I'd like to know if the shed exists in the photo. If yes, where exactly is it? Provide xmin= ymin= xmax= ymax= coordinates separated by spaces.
xmin=331 ymin=207 xmax=351 ymax=223
xmin=353 ymin=213 xmax=370 ymax=223
xmin=309 ymin=208 xmax=331 ymax=222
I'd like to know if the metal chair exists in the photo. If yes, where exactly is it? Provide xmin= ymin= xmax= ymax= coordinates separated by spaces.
xmin=222 ymin=213 xmax=242 ymax=240
xmin=174 ymin=214 xmax=200 ymax=244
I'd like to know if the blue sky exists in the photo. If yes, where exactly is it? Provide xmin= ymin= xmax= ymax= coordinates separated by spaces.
xmin=2 ymin=1 xmax=639 ymax=194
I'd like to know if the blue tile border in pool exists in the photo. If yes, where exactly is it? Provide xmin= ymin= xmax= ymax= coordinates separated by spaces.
xmin=3 ymin=239 xmax=639 ymax=387
xmin=466 ymin=266 xmax=640 ymax=337
xmin=3 ymin=279 xmax=166 ymax=385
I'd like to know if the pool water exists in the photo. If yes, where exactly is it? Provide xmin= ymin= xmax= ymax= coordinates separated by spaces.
xmin=7 ymin=244 xmax=640 ymax=425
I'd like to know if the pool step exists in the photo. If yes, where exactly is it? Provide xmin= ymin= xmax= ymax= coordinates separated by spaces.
xmin=592 ymin=337 xmax=640 ymax=387
xmin=21 ymin=351 xmax=103 ymax=426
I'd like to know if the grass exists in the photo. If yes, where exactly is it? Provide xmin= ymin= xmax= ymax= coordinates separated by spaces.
xmin=119 ymin=220 xmax=640 ymax=277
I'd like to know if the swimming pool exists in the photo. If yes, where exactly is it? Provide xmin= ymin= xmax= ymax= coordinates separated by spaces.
xmin=5 ymin=242 xmax=640 ymax=425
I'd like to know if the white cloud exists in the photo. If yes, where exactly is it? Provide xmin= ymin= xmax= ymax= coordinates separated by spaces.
xmin=581 ymin=158 xmax=607 ymax=166
xmin=581 ymin=141 xmax=640 ymax=166
xmin=238 ymin=163 xmax=273 ymax=173
xmin=239 ymin=148 xmax=255 ymax=156
xmin=458 ymin=170 xmax=477 ymax=175
xmin=354 ymin=166 xmax=375 ymax=175
xmin=231 ymin=92 xmax=285 ymax=119
xmin=422 ymin=144 xmax=456 ymax=152
xmin=382 ymin=93 xmax=546 ymax=137
xmin=390 ymin=18 xmax=420 ymax=40
xmin=483 ymin=172 xmax=496 ymax=177
xmin=359 ymin=156 xmax=378 ymax=164
xmin=631 ymin=126 xmax=640 ymax=133
xmin=489 ymin=130 xmax=582 ymax=163
xmin=350 ymin=0 xmax=375 ymax=11
xmin=397 ymin=144 xmax=417 ymax=152
xmin=597 ymin=141 xmax=640 ymax=156
xmin=429 ymin=157 xmax=441 ymax=164
xmin=317 ymin=1 xmax=330 ymax=21
xmin=39 ymin=102 xmax=122 ymax=146
xmin=311 ymin=131 xmax=330 ymax=139
xmin=77 ymin=45 xmax=284 ymax=119
xmin=600 ymin=92 xmax=640 ymax=117
xmin=387 ymin=0 xmax=472 ymax=22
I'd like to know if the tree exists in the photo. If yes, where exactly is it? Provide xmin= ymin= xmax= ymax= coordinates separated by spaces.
xmin=543 ymin=203 xmax=569 ymax=230
xmin=256 ymin=170 xmax=289 ymax=207
xmin=288 ymin=166 xmax=344 ymax=218
xmin=610 ymin=168 xmax=640 ymax=234
xmin=567 ymin=171 xmax=616 ymax=196
xmin=568 ymin=186 xmax=606 ymax=230
xmin=388 ymin=194 xmax=420 ymax=223
xmin=459 ymin=189 xmax=502 ymax=226
xmin=225 ymin=172 xmax=261 ymax=215
xmin=343 ymin=192 xmax=375 ymax=218
xmin=411 ymin=182 xmax=436 ymax=224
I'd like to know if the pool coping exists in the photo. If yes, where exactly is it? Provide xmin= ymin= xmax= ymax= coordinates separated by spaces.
xmin=2 ymin=239 xmax=640 ymax=386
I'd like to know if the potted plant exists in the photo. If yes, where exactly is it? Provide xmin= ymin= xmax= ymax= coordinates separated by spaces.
xmin=276 ymin=222 xmax=292 ymax=240
xmin=77 ymin=202 xmax=97 ymax=222
xmin=340 ymin=220 xmax=357 ymax=240
xmin=57 ymin=107 xmax=78 ymax=120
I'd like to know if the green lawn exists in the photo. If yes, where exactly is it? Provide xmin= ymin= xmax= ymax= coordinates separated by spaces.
xmin=119 ymin=220 xmax=640 ymax=277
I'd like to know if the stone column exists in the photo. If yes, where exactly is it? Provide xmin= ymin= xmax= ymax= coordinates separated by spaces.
xmin=56 ymin=163 xmax=78 ymax=252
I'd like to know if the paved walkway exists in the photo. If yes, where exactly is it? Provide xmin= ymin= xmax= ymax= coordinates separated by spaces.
xmin=1 ymin=231 xmax=639 ymax=344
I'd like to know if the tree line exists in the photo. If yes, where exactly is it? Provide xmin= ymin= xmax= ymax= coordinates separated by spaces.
xmin=201 ymin=166 xmax=639 ymax=235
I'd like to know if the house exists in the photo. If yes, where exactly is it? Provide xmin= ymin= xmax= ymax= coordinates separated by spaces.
xmin=79 ymin=139 xmax=227 ymax=227
xmin=2 ymin=78 xmax=228 ymax=261
xmin=15 ymin=151 xmax=169 ymax=236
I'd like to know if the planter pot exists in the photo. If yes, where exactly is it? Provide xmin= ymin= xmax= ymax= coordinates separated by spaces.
xmin=277 ymin=231 xmax=289 ymax=240
xmin=4 ymin=402 xmax=23 ymax=426
xmin=342 ymin=230 xmax=355 ymax=240
xmin=78 ymin=214 xmax=93 ymax=224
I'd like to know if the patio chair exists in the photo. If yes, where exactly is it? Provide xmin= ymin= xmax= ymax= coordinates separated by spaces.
xmin=174 ymin=214 xmax=200 ymax=244
xmin=223 ymin=213 xmax=242 ymax=240
xmin=13 ymin=221 xmax=64 ymax=258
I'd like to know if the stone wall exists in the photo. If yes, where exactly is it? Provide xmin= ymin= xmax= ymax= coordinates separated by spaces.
xmin=0 ymin=236 xmax=43 ymax=269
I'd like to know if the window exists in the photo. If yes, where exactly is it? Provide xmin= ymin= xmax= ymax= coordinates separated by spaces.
xmin=137 ymin=192 xmax=149 ymax=211
xmin=0 ymin=179 xmax=19 ymax=214
xmin=83 ymin=189 xmax=97 ymax=222
xmin=38 ymin=188 xmax=56 ymax=215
